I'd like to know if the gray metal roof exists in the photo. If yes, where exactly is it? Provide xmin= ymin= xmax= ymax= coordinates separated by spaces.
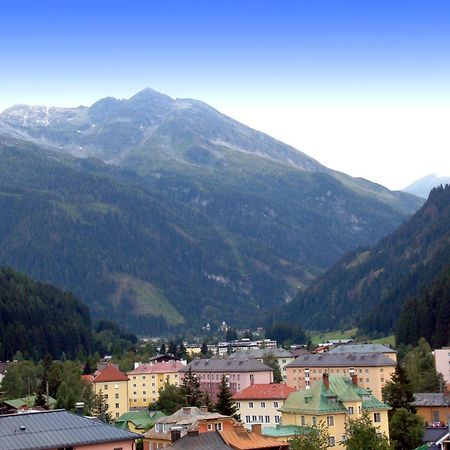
xmin=229 ymin=348 xmax=293 ymax=360
xmin=414 ymin=393 xmax=450 ymax=407
xmin=169 ymin=431 xmax=229 ymax=449
xmin=286 ymin=352 xmax=396 ymax=368
xmin=180 ymin=358 xmax=273 ymax=373
xmin=0 ymin=409 xmax=140 ymax=450
xmin=423 ymin=427 xmax=449 ymax=443
xmin=329 ymin=344 xmax=396 ymax=354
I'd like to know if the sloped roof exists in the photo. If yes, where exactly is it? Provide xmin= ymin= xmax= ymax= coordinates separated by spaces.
xmin=423 ymin=427 xmax=449 ymax=443
xmin=93 ymin=364 xmax=129 ymax=382
xmin=4 ymin=396 xmax=57 ymax=409
xmin=128 ymin=361 xmax=185 ymax=375
xmin=414 ymin=393 xmax=450 ymax=407
xmin=233 ymin=383 xmax=295 ymax=400
xmin=262 ymin=425 xmax=311 ymax=438
xmin=329 ymin=344 xmax=396 ymax=354
xmin=181 ymin=358 xmax=273 ymax=373
xmin=281 ymin=375 xmax=390 ymax=415
xmin=230 ymin=348 xmax=293 ymax=360
xmin=0 ymin=409 xmax=139 ymax=449
xmin=220 ymin=427 xmax=289 ymax=449
xmin=114 ymin=410 xmax=166 ymax=430
xmin=169 ymin=431 xmax=230 ymax=449
xmin=287 ymin=352 xmax=396 ymax=368
xmin=157 ymin=407 xmax=229 ymax=425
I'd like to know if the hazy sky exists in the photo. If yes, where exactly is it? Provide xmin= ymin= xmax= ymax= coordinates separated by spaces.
xmin=1 ymin=0 xmax=449 ymax=190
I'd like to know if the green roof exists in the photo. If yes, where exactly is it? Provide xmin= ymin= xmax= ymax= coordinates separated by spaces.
xmin=114 ymin=410 xmax=165 ymax=431
xmin=281 ymin=375 xmax=390 ymax=415
xmin=263 ymin=425 xmax=313 ymax=438
xmin=4 ymin=396 xmax=57 ymax=409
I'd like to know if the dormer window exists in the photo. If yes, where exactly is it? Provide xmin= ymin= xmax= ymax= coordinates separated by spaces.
xmin=362 ymin=394 xmax=372 ymax=401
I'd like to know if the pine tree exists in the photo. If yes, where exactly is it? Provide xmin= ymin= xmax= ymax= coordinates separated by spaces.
xmin=92 ymin=390 xmax=112 ymax=423
xmin=178 ymin=342 xmax=188 ymax=361
xmin=215 ymin=375 xmax=239 ymax=419
xmin=159 ymin=343 xmax=166 ymax=355
xmin=382 ymin=363 xmax=416 ymax=413
xmin=180 ymin=367 xmax=203 ymax=407
xmin=200 ymin=342 xmax=208 ymax=356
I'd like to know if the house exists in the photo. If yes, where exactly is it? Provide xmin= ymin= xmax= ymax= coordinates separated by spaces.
xmin=127 ymin=361 xmax=185 ymax=406
xmin=219 ymin=424 xmax=289 ymax=450
xmin=328 ymin=343 xmax=397 ymax=362
xmin=0 ymin=409 xmax=140 ymax=449
xmin=233 ymin=383 xmax=296 ymax=429
xmin=180 ymin=358 xmax=273 ymax=402
xmin=149 ymin=354 xmax=181 ymax=364
xmin=416 ymin=426 xmax=450 ymax=450
xmin=279 ymin=373 xmax=390 ymax=450
xmin=434 ymin=348 xmax=450 ymax=386
xmin=413 ymin=393 xmax=450 ymax=425
xmin=143 ymin=406 xmax=238 ymax=449
xmin=168 ymin=430 xmax=231 ymax=449
xmin=85 ymin=363 xmax=130 ymax=418
xmin=285 ymin=352 xmax=396 ymax=399
xmin=114 ymin=409 xmax=166 ymax=433
xmin=229 ymin=348 xmax=294 ymax=381
xmin=3 ymin=395 xmax=57 ymax=413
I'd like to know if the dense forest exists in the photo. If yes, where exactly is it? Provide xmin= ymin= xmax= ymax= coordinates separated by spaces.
xmin=283 ymin=184 xmax=450 ymax=339
xmin=0 ymin=267 xmax=93 ymax=360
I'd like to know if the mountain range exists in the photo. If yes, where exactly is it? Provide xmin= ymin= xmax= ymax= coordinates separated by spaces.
xmin=0 ymin=89 xmax=423 ymax=333
xmin=403 ymin=174 xmax=450 ymax=198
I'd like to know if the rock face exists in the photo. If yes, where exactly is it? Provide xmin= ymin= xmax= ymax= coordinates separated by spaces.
xmin=0 ymin=89 xmax=423 ymax=333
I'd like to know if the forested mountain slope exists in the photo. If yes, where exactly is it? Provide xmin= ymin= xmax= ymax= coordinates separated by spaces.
xmin=285 ymin=184 xmax=450 ymax=337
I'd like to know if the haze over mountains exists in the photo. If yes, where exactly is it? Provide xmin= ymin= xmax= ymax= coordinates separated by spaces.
xmin=0 ymin=89 xmax=423 ymax=333
xmin=403 ymin=174 xmax=450 ymax=198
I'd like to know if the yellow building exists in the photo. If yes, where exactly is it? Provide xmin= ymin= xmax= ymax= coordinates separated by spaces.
xmin=127 ymin=361 xmax=185 ymax=407
xmin=413 ymin=393 xmax=450 ymax=425
xmin=89 ymin=363 xmax=130 ymax=419
xmin=286 ymin=352 xmax=395 ymax=400
xmin=277 ymin=374 xmax=390 ymax=449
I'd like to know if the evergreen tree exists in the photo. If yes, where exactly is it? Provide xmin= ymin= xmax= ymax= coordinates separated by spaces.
xmin=159 ymin=343 xmax=166 ymax=355
xmin=225 ymin=328 xmax=238 ymax=342
xmin=262 ymin=354 xmax=283 ymax=383
xmin=180 ymin=367 xmax=203 ymax=407
xmin=92 ymin=390 xmax=112 ymax=423
xmin=215 ymin=375 xmax=239 ymax=419
xmin=343 ymin=412 xmax=391 ymax=450
xmin=168 ymin=341 xmax=177 ymax=357
xmin=178 ymin=342 xmax=188 ymax=361
xmin=381 ymin=363 xmax=416 ymax=413
xmin=389 ymin=408 xmax=424 ymax=450
xmin=200 ymin=342 xmax=208 ymax=356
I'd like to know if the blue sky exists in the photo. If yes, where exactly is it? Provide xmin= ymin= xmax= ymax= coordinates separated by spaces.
xmin=1 ymin=0 xmax=449 ymax=189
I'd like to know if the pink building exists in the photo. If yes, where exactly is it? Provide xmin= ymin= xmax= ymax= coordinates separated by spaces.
xmin=0 ymin=409 xmax=139 ymax=449
xmin=179 ymin=358 xmax=273 ymax=402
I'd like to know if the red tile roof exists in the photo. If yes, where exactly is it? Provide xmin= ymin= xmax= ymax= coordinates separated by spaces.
xmin=233 ymin=383 xmax=295 ymax=401
xmin=220 ymin=427 xmax=289 ymax=450
xmin=127 ymin=361 xmax=185 ymax=375
xmin=92 ymin=364 xmax=129 ymax=383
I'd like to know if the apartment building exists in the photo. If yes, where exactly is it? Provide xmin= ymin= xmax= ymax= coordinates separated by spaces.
xmin=179 ymin=358 xmax=273 ymax=402
xmin=279 ymin=373 xmax=391 ymax=449
xmin=285 ymin=353 xmax=395 ymax=400
xmin=328 ymin=343 xmax=397 ymax=362
xmin=127 ymin=361 xmax=185 ymax=407
xmin=233 ymin=383 xmax=295 ymax=429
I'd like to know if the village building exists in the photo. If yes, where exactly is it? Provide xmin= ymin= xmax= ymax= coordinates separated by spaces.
xmin=179 ymin=358 xmax=273 ymax=402
xmin=127 ymin=361 xmax=185 ymax=406
xmin=328 ymin=343 xmax=397 ymax=362
xmin=0 ymin=409 xmax=139 ymax=449
xmin=114 ymin=409 xmax=166 ymax=434
xmin=285 ymin=352 xmax=396 ymax=399
xmin=277 ymin=373 xmax=390 ymax=450
xmin=413 ymin=393 xmax=450 ymax=426
xmin=233 ymin=383 xmax=296 ymax=429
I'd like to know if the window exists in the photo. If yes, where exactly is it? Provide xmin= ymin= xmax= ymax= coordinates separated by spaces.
xmin=143 ymin=383 xmax=146 ymax=387
xmin=301 ymin=416 xmax=305 ymax=426
xmin=348 ymin=406 xmax=354 ymax=415
xmin=245 ymin=416 xmax=251 ymax=424
xmin=249 ymin=402 xmax=254 ymax=408
xmin=142 ymin=376 xmax=146 ymax=379
xmin=236 ymin=402 xmax=240 ymax=409
xmin=312 ymin=416 xmax=317 ymax=426
xmin=327 ymin=416 xmax=334 ymax=426
xmin=115 ymin=384 xmax=119 ymax=389
xmin=143 ymin=391 xmax=146 ymax=395
xmin=133 ymin=384 xmax=136 ymax=387
xmin=275 ymin=415 xmax=280 ymax=424
xmin=366 ymin=378 xmax=369 ymax=383
xmin=258 ymin=415 xmax=263 ymax=423
xmin=265 ymin=416 xmax=270 ymax=423
xmin=207 ymin=423 xmax=213 ymax=430
xmin=328 ymin=436 xmax=336 ymax=447
xmin=115 ymin=412 xmax=119 ymax=418
xmin=252 ymin=415 xmax=257 ymax=422
xmin=260 ymin=401 xmax=266 ymax=408
xmin=215 ymin=423 xmax=223 ymax=431
xmin=115 ymin=403 xmax=119 ymax=408
xmin=104 ymin=394 xmax=108 ymax=399
xmin=104 ymin=385 xmax=108 ymax=390
xmin=374 ymin=412 xmax=381 ymax=422
xmin=115 ymin=393 xmax=119 ymax=399
xmin=273 ymin=401 xmax=279 ymax=408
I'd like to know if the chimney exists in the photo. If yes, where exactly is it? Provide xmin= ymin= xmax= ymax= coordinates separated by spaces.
xmin=187 ymin=430 xmax=199 ymax=437
xmin=75 ymin=402 xmax=84 ymax=416
xmin=323 ymin=373 xmax=330 ymax=390
xmin=252 ymin=423 xmax=262 ymax=435
xmin=171 ymin=427 xmax=182 ymax=443
xmin=351 ymin=374 xmax=358 ymax=386
xmin=200 ymin=405 xmax=209 ymax=413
